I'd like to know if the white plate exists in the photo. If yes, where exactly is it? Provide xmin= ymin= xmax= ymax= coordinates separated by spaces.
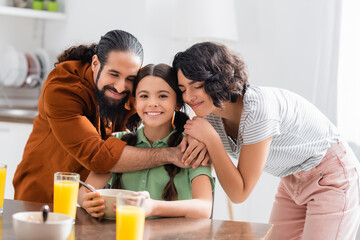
xmin=0 ymin=45 xmax=20 ymax=87
xmin=34 ymin=48 xmax=51 ymax=81
xmin=13 ymin=51 xmax=28 ymax=87
xmin=25 ymin=53 xmax=41 ymax=78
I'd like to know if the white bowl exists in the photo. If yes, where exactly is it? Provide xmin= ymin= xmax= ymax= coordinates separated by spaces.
xmin=95 ymin=189 xmax=135 ymax=220
xmin=12 ymin=211 xmax=73 ymax=240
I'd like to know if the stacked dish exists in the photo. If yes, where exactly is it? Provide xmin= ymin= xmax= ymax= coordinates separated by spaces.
xmin=0 ymin=45 xmax=27 ymax=87
xmin=35 ymin=48 xmax=51 ymax=80
xmin=0 ymin=45 xmax=51 ymax=88
xmin=25 ymin=53 xmax=41 ymax=87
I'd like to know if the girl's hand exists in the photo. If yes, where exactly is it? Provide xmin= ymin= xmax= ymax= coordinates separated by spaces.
xmin=184 ymin=117 xmax=220 ymax=146
xmin=136 ymin=191 xmax=155 ymax=218
xmin=133 ymin=191 xmax=154 ymax=218
xmin=81 ymin=190 xmax=105 ymax=218
xmin=112 ymin=191 xmax=153 ymax=217
xmin=134 ymin=191 xmax=150 ymax=199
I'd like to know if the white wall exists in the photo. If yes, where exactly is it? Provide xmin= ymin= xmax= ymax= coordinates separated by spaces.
xmin=337 ymin=0 xmax=360 ymax=144
xmin=0 ymin=15 xmax=41 ymax=52
xmin=0 ymin=0 xmax=340 ymax=223
xmin=0 ymin=122 xmax=33 ymax=200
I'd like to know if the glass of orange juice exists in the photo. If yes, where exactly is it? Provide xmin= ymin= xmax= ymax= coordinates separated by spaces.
xmin=67 ymin=226 xmax=75 ymax=240
xmin=0 ymin=163 xmax=7 ymax=214
xmin=116 ymin=192 xmax=146 ymax=240
xmin=53 ymin=172 xmax=79 ymax=222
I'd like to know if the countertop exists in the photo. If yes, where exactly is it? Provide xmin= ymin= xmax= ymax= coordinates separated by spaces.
xmin=0 ymin=108 xmax=37 ymax=123
xmin=1 ymin=199 xmax=274 ymax=240
xmin=0 ymin=86 xmax=40 ymax=123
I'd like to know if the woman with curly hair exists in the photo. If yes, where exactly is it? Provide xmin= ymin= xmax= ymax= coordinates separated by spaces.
xmin=173 ymin=42 xmax=360 ymax=239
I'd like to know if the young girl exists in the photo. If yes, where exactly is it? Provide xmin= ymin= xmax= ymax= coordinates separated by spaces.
xmin=173 ymin=42 xmax=360 ymax=239
xmin=78 ymin=64 xmax=214 ymax=219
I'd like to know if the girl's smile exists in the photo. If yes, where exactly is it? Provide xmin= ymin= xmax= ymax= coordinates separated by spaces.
xmin=135 ymin=75 xmax=178 ymax=141
xmin=145 ymin=111 xmax=164 ymax=118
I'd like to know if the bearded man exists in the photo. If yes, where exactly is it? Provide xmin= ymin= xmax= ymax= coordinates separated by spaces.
xmin=13 ymin=30 xmax=207 ymax=203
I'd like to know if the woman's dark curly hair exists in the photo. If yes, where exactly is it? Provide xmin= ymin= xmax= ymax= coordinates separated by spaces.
xmin=113 ymin=64 xmax=189 ymax=201
xmin=172 ymin=42 xmax=249 ymax=108
xmin=55 ymin=29 xmax=144 ymax=70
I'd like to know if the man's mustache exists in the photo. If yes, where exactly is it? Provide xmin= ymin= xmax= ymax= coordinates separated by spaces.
xmin=103 ymin=85 xmax=130 ymax=96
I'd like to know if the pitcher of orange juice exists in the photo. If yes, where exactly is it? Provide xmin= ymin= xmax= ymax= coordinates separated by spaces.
xmin=53 ymin=172 xmax=79 ymax=222
xmin=116 ymin=192 xmax=146 ymax=240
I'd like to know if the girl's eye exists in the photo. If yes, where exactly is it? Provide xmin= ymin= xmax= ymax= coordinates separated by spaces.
xmin=139 ymin=95 xmax=148 ymax=98
xmin=159 ymin=94 xmax=168 ymax=98
xmin=126 ymin=77 xmax=135 ymax=82
xmin=110 ymin=73 xmax=119 ymax=77
xmin=195 ymin=84 xmax=204 ymax=89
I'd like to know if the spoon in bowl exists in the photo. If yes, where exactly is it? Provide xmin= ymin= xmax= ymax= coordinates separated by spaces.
xmin=79 ymin=180 xmax=97 ymax=192
xmin=41 ymin=205 xmax=50 ymax=223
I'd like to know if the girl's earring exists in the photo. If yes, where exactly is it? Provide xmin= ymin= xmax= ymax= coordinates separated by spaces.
xmin=171 ymin=111 xmax=176 ymax=129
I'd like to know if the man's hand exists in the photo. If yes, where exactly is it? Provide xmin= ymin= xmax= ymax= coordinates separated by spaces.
xmin=164 ymin=146 xmax=188 ymax=168
xmin=179 ymin=135 xmax=210 ymax=169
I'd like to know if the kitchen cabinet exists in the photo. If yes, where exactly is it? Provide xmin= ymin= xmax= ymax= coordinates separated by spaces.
xmin=0 ymin=4 xmax=66 ymax=116
xmin=0 ymin=4 xmax=66 ymax=48
xmin=0 ymin=121 xmax=33 ymax=199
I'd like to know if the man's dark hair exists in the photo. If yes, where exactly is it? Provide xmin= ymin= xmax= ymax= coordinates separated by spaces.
xmin=55 ymin=29 xmax=144 ymax=69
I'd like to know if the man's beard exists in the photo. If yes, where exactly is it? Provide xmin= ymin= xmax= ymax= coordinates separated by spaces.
xmin=95 ymin=86 xmax=130 ymax=121
xmin=94 ymin=68 xmax=131 ymax=122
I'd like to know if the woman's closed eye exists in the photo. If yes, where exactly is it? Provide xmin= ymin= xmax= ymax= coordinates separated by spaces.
xmin=194 ymin=84 xmax=204 ymax=89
